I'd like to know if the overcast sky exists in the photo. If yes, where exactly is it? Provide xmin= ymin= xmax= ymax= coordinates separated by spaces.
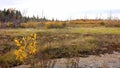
xmin=0 ymin=0 xmax=120 ymax=20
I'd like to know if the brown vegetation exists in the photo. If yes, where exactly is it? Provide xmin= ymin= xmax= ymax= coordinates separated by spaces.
xmin=44 ymin=21 xmax=66 ymax=28
xmin=20 ymin=22 xmax=40 ymax=28
xmin=66 ymin=19 xmax=120 ymax=27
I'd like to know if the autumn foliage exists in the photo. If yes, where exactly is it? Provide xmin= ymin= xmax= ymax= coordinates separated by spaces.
xmin=44 ymin=21 xmax=65 ymax=28
xmin=14 ymin=34 xmax=37 ymax=64
xmin=20 ymin=22 xmax=40 ymax=28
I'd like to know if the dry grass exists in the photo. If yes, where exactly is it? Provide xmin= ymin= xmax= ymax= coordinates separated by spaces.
xmin=44 ymin=21 xmax=65 ymax=28
xmin=0 ymin=27 xmax=120 ymax=67
xmin=20 ymin=22 xmax=40 ymax=28
xmin=67 ymin=19 xmax=120 ymax=27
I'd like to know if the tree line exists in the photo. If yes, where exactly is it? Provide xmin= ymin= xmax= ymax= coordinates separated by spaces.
xmin=0 ymin=8 xmax=48 ymax=28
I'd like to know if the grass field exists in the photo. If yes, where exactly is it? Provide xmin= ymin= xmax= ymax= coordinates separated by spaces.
xmin=0 ymin=27 xmax=120 ymax=67
xmin=1 ymin=27 xmax=120 ymax=35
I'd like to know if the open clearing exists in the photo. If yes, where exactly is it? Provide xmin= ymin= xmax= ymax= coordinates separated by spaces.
xmin=1 ymin=27 xmax=120 ymax=36
xmin=0 ymin=27 xmax=120 ymax=68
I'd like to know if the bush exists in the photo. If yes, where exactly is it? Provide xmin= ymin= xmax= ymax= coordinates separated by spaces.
xmin=6 ymin=22 xmax=14 ymax=27
xmin=100 ymin=21 xmax=105 ymax=25
xmin=20 ymin=22 xmax=40 ymax=28
xmin=14 ymin=34 xmax=37 ymax=67
xmin=44 ymin=22 xmax=65 ymax=28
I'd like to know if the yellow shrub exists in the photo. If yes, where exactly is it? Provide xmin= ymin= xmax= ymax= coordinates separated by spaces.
xmin=44 ymin=21 xmax=65 ymax=28
xmin=20 ymin=22 xmax=40 ymax=28
xmin=14 ymin=33 xmax=37 ymax=66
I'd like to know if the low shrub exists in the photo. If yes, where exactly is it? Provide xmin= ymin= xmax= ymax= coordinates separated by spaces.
xmin=100 ymin=21 xmax=105 ymax=25
xmin=20 ymin=22 xmax=40 ymax=28
xmin=44 ymin=22 xmax=65 ymax=28
xmin=14 ymin=34 xmax=37 ymax=67
xmin=6 ymin=22 xmax=14 ymax=27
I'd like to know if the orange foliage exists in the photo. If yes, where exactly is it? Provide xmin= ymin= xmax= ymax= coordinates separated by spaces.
xmin=20 ymin=22 xmax=40 ymax=28
xmin=44 ymin=21 xmax=65 ymax=28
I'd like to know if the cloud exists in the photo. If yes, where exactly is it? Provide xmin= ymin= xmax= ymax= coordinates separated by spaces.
xmin=0 ymin=0 xmax=120 ymax=20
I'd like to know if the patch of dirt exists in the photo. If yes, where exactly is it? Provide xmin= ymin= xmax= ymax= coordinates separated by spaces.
xmin=54 ymin=52 xmax=120 ymax=68
xmin=13 ymin=52 xmax=120 ymax=68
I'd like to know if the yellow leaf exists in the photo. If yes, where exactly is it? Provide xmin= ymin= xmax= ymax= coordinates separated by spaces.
xmin=33 ymin=34 xmax=36 ymax=39
xmin=14 ymin=39 xmax=19 ymax=44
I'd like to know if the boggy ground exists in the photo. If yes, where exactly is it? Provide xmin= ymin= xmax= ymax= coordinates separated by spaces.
xmin=12 ymin=52 xmax=120 ymax=68
xmin=53 ymin=51 xmax=120 ymax=68
xmin=0 ymin=28 xmax=120 ymax=67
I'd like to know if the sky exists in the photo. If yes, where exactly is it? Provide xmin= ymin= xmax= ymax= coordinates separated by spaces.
xmin=0 ymin=0 xmax=120 ymax=20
